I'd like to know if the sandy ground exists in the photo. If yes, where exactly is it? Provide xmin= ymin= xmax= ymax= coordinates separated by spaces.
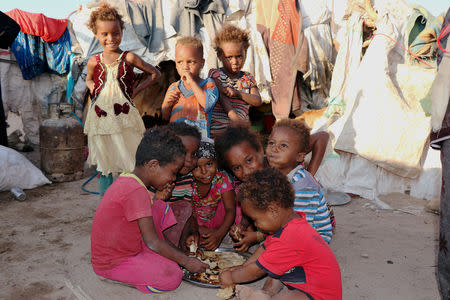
xmin=0 ymin=159 xmax=441 ymax=300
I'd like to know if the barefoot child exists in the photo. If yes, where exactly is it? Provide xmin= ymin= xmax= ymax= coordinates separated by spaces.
xmin=220 ymin=169 xmax=342 ymax=300
xmin=192 ymin=138 xmax=236 ymax=250
xmin=84 ymin=3 xmax=161 ymax=195
xmin=209 ymin=24 xmax=262 ymax=138
xmin=91 ymin=127 xmax=207 ymax=294
xmin=161 ymin=36 xmax=219 ymax=138
xmin=266 ymin=119 xmax=333 ymax=242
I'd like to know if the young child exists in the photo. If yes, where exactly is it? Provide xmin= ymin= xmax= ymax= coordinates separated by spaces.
xmin=161 ymin=36 xmax=219 ymax=138
xmin=215 ymin=125 xmax=332 ymax=252
xmin=219 ymin=168 xmax=342 ymax=300
xmin=209 ymin=24 xmax=262 ymax=138
xmin=191 ymin=138 xmax=236 ymax=250
xmin=91 ymin=127 xmax=207 ymax=294
xmin=84 ymin=3 xmax=161 ymax=195
xmin=266 ymin=119 xmax=333 ymax=243
xmin=149 ymin=122 xmax=201 ymax=249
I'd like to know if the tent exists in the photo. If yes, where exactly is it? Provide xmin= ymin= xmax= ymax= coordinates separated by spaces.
xmin=0 ymin=0 xmax=445 ymax=201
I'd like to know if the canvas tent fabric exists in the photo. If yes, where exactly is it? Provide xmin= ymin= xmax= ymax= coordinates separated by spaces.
xmin=5 ymin=9 xmax=68 ymax=43
xmin=300 ymin=0 xmax=334 ymax=110
xmin=313 ymin=0 xmax=442 ymax=201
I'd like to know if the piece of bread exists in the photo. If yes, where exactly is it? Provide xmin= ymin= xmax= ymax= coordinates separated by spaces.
xmin=216 ymin=286 xmax=234 ymax=299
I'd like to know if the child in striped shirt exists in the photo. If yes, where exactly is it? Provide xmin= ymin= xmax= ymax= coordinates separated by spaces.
xmin=266 ymin=118 xmax=334 ymax=243
xmin=208 ymin=24 xmax=262 ymax=138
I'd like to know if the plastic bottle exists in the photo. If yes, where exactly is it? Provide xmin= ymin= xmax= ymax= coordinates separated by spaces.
xmin=10 ymin=187 xmax=26 ymax=201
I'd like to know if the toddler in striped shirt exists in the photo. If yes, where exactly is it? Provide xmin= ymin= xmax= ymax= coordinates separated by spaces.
xmin=266 ymin=118 xmax=334 ymax=243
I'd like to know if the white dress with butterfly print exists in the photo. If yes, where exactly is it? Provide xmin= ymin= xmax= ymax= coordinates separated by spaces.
xmin=84 ymin=52 xmax=145 ymax=175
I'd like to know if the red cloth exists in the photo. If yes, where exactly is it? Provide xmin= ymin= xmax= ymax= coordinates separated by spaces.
xmin=5 ymin=9 xmax=67 ymax=42
xmin=91 ymin=176 xmax=156 ymax=271
xmin=256 ymin=213 xmax=342 ymax=300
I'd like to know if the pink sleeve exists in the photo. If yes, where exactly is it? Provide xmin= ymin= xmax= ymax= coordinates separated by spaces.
xmin=219 ymin=173 xmax=234 ymax=193
xmin=123 ymin=186 xmax=153 ymax=222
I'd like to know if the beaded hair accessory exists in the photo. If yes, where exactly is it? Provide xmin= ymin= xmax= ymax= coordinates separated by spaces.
xmin=198 ymin=137 xmax=215 ymax=159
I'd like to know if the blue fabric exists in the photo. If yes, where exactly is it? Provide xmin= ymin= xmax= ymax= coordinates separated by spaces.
xmin=11 ymin=28 xmax=71 ymax=80
xmin=66 ymin=53 xmax=77 ymax=103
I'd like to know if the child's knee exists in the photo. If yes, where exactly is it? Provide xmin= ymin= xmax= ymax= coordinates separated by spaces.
xmin=160 ymin=261 xmax=183 ymax=290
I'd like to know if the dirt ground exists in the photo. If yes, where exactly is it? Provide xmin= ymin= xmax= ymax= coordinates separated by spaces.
xmin=0 ymin=164 xmax=441 ymax=300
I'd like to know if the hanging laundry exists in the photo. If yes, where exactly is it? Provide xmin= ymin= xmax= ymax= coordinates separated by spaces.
xmin=256 ymin=0 xmax=309 ymax=119
xmin=11 ymin=28 xmax=71 ymax=80
xmin=5 ymin=9 xmax=67 ymax=43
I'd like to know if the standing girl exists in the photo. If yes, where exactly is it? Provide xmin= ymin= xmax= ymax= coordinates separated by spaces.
xmin=209 ymin=24 xmax=262 ymax=138
xmin=191 ymin=138 xmax=236 ymax=250
xmin=84 ymin=3 xmax=161 ymax=194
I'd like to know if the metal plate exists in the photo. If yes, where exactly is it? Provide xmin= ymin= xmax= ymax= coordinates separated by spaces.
xmin=182 ymin=247 xmax=250 ymax=288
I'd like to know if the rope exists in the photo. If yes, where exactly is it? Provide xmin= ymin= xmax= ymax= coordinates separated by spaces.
xmin=81 ymin=171 xmax=100 ymax=195
xmin=370 ymin=32 xmax=436 ymax=69
xmin=437 ymin=24 xmax=450 ymax=54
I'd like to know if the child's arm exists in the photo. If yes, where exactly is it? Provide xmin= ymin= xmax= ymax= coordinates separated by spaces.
xmin=183 ymin=72 xmax=207 ymax=108
xmin=180 ymin=215 xmax=199 ymax=253
xmin=200 ymin=189 xmax=236 ymax=250
xmin=125 ymin=52 xmax=161 ymax=98
xmin=211 ymin=75 xmax=242 ymax=123
xmin=138 ymin=216 xmax=207 ymax=273
xmin=161 ymin=85 xmax=180 ymax=120
xmin=227 ymin=85 xmax=262 ymax=107
xmin=85 ymin=56 xmax=97 ymax=95
xmin=306 ymin=131 xmax=329 ymax=176
xmin=219 ymin=248 xmax=266 ymax=286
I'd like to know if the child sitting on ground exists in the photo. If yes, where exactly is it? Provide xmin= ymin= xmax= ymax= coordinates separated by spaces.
xmin=148 ymin=122 xmax=201 ymax=249
xmin=209 ymin=24 xmax=262 ymax=138
xmin=192 ymin=138 xmax=236 ymax=250
xmin=219 ymin=168 xmax=342 ymax=300
xmin=161 ymin=36 xmax=219 ymax=138
xmin=91 ymin=127 xmax=207 ymax=294
xmin=266 ymin=119 xmax=333 ymax=243
xmin=215 ymin=125 xmax=333 ymax=252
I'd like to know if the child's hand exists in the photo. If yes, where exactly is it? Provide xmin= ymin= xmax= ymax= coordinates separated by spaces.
xmin=223 ymin=87 xmax=240 ymax=99
xmin=227 ymin=110 xmax=250 ymax=128
xmin=155 ymin=182 xmax=174 ymax=201
xmin=219 ymin=269 xmax=234 ymax=288
xmin=163 ymin=89 xmax=181 ymax=107
xmin=181 ymin=71 xmax=195 ymax=85
xmin=185 ymin=233 xmax=200 ymax=253
xmin=233 ymin=230 xmax=258 ymax=253
xmin=200 ymin=230 xmax=223 ymax=250
xmin=183 ymin=256 xmax=208 ymax=273
xmin=229 ymin=224 xmax=244 ymax=241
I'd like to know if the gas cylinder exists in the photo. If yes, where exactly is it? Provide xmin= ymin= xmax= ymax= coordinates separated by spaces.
xmin=39 ymin=103 xmax=84 ymax=182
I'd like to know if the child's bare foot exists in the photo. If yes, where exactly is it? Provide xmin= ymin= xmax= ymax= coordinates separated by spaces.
xmin=236 ymin=285 xmax=270 ymax=300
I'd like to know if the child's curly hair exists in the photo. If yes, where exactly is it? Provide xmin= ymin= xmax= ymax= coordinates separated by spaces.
xmin=135 ymin=127 xmax=186 ymax=167
xmin=272 ymin=118 xmax=311 ymax=153
xmin=87 ymin=2 xmax=124 ymax=34
xmin=214 ymin=125 xmax=262 ymax=170
xmin=238 ymin=168 xmax=294 ymax=210
xmin=176 ymin=36 xmax=204 ymax=57
xmin=213 ymin=24 xmax=250 ymax=56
